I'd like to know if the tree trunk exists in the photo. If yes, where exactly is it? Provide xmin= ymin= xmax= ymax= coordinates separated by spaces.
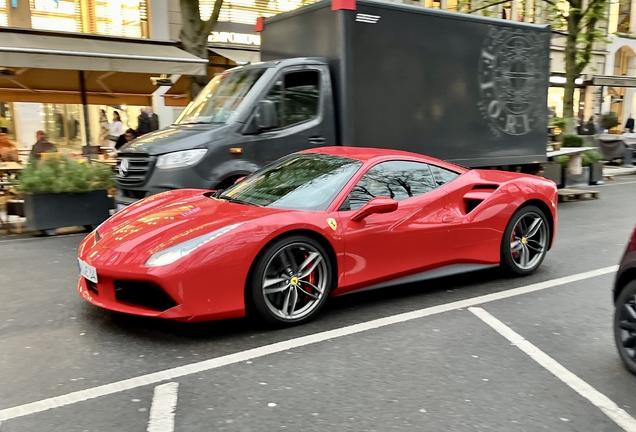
xmin=179 ymin=0 xmax=224 ymax=99
xmin=563 ymin=21 xmax=579 ymax=135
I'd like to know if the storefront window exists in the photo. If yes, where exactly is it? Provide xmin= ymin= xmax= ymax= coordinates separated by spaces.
xmin=0 ymin=102 xmax=15 ymax=139
xmin=201 ymin=0 xmax=317 ymax=25
xmin=547 ymin=87 xmax=581 ymax=118
xmin=42 ymin=104 xmax=82 ymax=151
xmin=90 ymin=0 xmax=148 ymax=38
xmin=0 ymin=0 xmax=7 ymax=27
xmin=30 ymin=0 xmax=82 ymax=32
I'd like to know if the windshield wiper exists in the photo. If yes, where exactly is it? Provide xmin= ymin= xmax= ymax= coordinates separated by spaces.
xmin=216 ymin=195 xmax=261 ymax=207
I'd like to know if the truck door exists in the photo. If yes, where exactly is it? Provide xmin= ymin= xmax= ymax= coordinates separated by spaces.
xmin=248 ymin=65 xmax=335 ymax=164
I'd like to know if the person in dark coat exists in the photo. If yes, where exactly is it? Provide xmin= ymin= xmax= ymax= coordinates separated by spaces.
xmin=115 ymin=128 xmax=137 ymax=150
xmin=137 ymin=109 xmax=151 ymax=135
xmin=587 ymin=117 xmax=596 ymax=135
xmin=626 ymin=114 xmax=635 ymax=133
xmin=30 ymin=130 xmax=57 ymax=160
xmin=147 ymin=106 xmax=160 ymax=132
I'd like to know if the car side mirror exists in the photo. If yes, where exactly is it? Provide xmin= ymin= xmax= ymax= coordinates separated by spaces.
xmin=234 ymin=176 xmax=246 ymax=184
xmin=255 ymin=100 xmax=278 ymax=131
xmin=350 ymin=197 xmax=398 ymax=222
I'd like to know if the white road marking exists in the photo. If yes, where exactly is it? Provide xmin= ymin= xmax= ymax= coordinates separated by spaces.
xmin=0 ymin=265 xmax=618 ymax=423
xmin=0 ymin=234 xmax=85 ymax=243
xmin=469 ymin=307 xmax=636 ymax=432
xmin=597 ymin=179 xmax=636 ymax=187
xmin=147 ymin=383 xmax=179 ymax=432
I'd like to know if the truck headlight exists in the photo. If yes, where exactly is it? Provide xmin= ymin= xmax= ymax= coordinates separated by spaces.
xmin=145 ymin=223 xmax=242 ymax=267
xmin=156 ymin=149 xmax=207 ymax=169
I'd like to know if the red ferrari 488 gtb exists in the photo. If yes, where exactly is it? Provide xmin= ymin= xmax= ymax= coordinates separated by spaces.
xmin=78 ymin=147 xmax=558 ymax=325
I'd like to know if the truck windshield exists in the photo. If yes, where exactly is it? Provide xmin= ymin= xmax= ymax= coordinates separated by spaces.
xmin=175 ymin=68 xmax=266 ymax=125
xmin=217 ymin=154 xmax=363 ymax=211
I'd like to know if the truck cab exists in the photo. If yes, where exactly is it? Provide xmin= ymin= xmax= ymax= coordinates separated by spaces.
xmin=115 ymin=58 xmax=336 ymax=208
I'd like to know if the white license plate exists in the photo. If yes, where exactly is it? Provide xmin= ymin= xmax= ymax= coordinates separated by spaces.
xmin=78 ymin=259 xmax=98 ymax=284
xmin=116 ymin=204 xmax=128 ymax=212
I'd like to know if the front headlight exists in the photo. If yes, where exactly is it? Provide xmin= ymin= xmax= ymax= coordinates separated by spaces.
xmin=145 ymin=223 xmax=242 ymax=267
xmin=156 ymin=149 xmax=207 ymax=169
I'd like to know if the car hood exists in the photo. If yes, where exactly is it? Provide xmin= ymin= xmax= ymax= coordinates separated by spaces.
xmin=120 ymin=124 xmax=226 ymax=156
xmin=92 ymin=189 xmax=285 ymax=255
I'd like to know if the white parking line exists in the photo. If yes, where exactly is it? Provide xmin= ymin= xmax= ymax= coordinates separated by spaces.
xmin=0 ymin=265 xmax=618 ymax=423
xmin=469 ymin=307 xmax=636 ymax=432
xmin=147 ymin=383 xmax=179 ymax=432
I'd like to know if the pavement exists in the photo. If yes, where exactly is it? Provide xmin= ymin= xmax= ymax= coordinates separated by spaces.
xmin=1 ymin=177 xmax=636 ymax=431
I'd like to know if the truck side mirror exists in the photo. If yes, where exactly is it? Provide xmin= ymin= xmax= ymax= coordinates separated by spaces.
xmin=255 ymin=100 xmax=279 ymax=131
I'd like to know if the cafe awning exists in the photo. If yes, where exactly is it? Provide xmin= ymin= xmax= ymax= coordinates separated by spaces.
xmin=0 ymin=28 xmax=208 ymax=105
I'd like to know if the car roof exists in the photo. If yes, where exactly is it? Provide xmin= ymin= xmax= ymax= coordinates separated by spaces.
xmin=298 ymin=146 xmax=467 ymax=171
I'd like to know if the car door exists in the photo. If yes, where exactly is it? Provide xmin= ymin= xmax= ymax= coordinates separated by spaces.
xmin=436 ymin=166 xmax=504 ymax=264
xmin=336 ymin=160 xmax=457 ymax=293
xmin=251 ymin=66 xmax=333 ymax=165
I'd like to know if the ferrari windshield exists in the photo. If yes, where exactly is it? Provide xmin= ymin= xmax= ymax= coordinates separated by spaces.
xmin=175 ymin=67 xmax=266 ymax=125
xmin=219 ymin=154 xmax=363 ymax=211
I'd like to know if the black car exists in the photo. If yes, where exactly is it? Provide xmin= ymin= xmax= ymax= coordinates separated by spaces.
xmin=614 ymin=226 xmax=636 ymax=374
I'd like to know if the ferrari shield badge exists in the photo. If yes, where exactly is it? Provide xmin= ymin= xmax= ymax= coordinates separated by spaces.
xmin=326 ymin=218 xmax=337 ymax=231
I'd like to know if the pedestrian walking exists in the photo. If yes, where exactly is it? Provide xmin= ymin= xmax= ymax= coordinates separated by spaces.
xmin=137 ymin=108 xmax=151 ymax=135
xmin=147 ymin=106 xmax=160 ymax=132
xmin=99 ymin=109 xmax=110 ymax=147
xmin=108 ymin=111 xmax=124 ymax=143
xmin=587 ymin=116 xmax=596 ymax=135
xmin=626 ymin=114 xmax=635 ymax=133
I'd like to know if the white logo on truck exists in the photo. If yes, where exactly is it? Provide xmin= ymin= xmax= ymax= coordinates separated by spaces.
xmin=478 ymin=26 xmax=548 ymax=137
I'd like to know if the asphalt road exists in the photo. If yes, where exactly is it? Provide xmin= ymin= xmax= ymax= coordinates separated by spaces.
xmin=2 ymin=178 xmax=636 ymax=431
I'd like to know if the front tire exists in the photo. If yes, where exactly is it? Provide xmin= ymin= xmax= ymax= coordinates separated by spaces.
xmin=250 ymin=235 xmax=332 ymax=326
xmin=614 ymin=281 xmax=636 ymax=375
xmin=500 ymin=205 xmax=549 ymax=276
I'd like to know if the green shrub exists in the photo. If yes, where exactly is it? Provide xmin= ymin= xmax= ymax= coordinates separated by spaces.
xmin=562 ymin=134 xmax=583 ymax=147
xmin=582 ymin=149 xmax=603 ymax=166
xmin=555 ymin=155 xmax=570 ymax=167
xmin=17 ymin=157 xmax=114 ymax=194
xmin=550 ymin=117 xmax=566 ymax=129
xmin=601 ymin=112 xmax=619 ymax=130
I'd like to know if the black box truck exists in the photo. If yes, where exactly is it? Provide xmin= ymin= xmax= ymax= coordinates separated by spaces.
xmin=114 ymin=0 xmax=551 ymax=209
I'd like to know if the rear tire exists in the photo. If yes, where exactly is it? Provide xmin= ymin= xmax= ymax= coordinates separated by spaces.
xmin=614 ymin=281 xmax=636 ymax=376
xmin=500 ymin=205 xmax=549 ymax=276
xmin=250 ymin=235 xmax=332 ymax=326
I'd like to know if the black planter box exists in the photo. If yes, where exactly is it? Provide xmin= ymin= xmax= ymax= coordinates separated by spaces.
xmin=540 ymin=162 xmax=564 ymax=188
xmin=589 ymin=161 xmax=604 ymax=185
xmin=24 ymin=190 xmax=111 ymax=231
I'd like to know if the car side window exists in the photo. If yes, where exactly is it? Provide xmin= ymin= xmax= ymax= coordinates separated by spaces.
xmin=263 ymin=70 xmax=321 ymax=129
xmin=342 ymin=161 xmax=438 ymax=211
xmin=428 ymin=164 xmax=461 ymax=186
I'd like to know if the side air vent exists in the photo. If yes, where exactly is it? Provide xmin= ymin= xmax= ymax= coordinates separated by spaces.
xmin=471 ymin=184 xmax=498 ymax=191
xmin=463 ymin=189 xmax=496 ymax=214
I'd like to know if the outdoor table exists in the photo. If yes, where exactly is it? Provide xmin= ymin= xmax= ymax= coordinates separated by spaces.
xmin=547 ymin=147 xmax=596 ymax=175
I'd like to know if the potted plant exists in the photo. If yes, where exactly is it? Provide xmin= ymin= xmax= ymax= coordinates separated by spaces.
xmin=17 ymin=157 xmax=114 ymax=235
xmin=601 ymin=112 xmax=620 ymax=133
xmin=583 ymin=149 xmax=604 ymax=185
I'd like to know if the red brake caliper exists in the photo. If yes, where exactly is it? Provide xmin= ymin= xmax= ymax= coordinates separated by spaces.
xmin=301 ymin=252 xmax=316 ymax=300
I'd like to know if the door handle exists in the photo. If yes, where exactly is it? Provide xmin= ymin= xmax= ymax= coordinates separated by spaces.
xmin=442 ymin=215 xmax=454 ymax=223
xmin=309 ymin=136 xmax=326 ymax=145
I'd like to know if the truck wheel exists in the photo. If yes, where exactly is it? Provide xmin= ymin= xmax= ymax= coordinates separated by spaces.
xmin=500 ymin=205 xmax=549 ymax=276
xmin=250 ymin=235 xmax=332 ymax=326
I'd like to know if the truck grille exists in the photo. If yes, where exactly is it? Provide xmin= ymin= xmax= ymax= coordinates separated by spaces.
xmin=114 ymin=153 xmax=155 ymax=188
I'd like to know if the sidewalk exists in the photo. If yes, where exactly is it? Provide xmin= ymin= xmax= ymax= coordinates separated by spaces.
xmin=603 ymin=165 xmax=636 ymax=177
